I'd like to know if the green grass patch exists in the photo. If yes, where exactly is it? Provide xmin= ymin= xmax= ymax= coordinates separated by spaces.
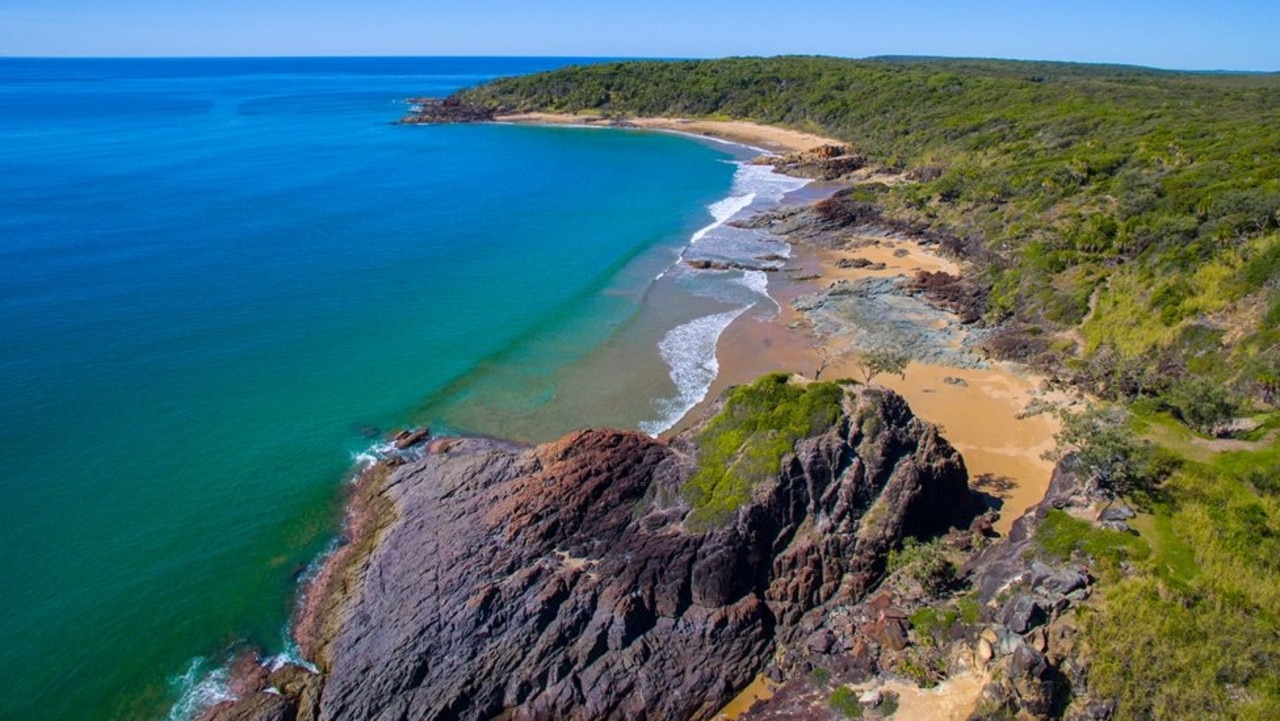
xmin=908 ymin=606 xmax=960 ymax=645
xmin=682 ymin=373 xmax=844 ymax=530
xmin=1212 ymin=435 xmax=1280 ymax=482
xmin=1130 ymin=403 xmax=1216 ymax=463
xmin=1036 ymin=509 xmax=1150 ymax=576
xmin=957 ymin=593 xmax=982 ymax=624
xmin=827 ymin=686 xmax=863 ymax=718
xmin=1129 ymin=511 xmax=1198 ymax=585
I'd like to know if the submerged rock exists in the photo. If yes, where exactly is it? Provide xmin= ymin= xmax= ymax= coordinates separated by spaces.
xmin=207 ymin=382 xmax=971 ymax=721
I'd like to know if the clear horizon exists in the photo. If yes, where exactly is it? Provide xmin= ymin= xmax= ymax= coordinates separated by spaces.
xmin=2 ymin=0 xmax=1276 ymax=72
xmin=2 ymin=54 xmax=1279 ymax=76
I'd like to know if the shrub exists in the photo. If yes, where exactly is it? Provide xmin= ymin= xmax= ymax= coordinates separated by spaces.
xmin=827 ymin=686 xmax=863 ymax=718
xmin=808 ymin=666 xmax=832 ymax=688
xmin=682 ymin=374 xmax=843 ymax=530
xmin=1045 ymin=406 xmax=1154 ymax=501
xmin=889 ymin=538 xmax=957 ymax=596
xmin=1162 ymin=377 xmax=1239 ymax=435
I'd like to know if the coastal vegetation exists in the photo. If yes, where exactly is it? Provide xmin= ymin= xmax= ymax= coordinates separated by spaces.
xmin=1036 ymin=411 xmax=1280 ymax=719
xmin=682 ymin=372 xmax=843 ymax=529
xmin=456 ymin=56 xmax=1280 ymax=720
xmin=459 ymin=56 xmax=1280 ymax=404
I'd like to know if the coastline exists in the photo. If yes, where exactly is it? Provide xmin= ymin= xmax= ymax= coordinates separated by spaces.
xmin=493 ymin=112 xmax=844 ymax=154
xmin=668 ymin=190 xmax=1070 ymax=536
xmin=192 ymin=121 xmax=1068 ymax=721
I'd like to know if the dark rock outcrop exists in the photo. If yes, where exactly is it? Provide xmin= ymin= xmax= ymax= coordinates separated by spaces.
xmin=206 ymin=384 xmax=970 ymax=721
xmin=732 ymin=188 xmax=930 ymax=248
xmin=907 ymin=270 xmax=987 ymax=325
xmin=741 ymin=458 xmax=1101 ymax=721
xmin=684 ymin=258 xmax=778 ymax=272
xmin=399 ymin=97 xmax=496 ymax=124
xmin=391 ymin=427 xmax=430 ymax=449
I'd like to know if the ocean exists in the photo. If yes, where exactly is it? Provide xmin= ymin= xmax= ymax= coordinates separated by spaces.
xmin=0 ymin=57 xmax=805 ymax=720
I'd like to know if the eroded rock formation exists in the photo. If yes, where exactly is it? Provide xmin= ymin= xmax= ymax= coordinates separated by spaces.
xmin=205 ymin=383 xmax=971 ymax=721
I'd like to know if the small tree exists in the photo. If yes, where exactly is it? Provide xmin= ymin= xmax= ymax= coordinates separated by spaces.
xmin=856 ymin=347 xmax=911 ymax=384
xmin=813 ymin=343 xmax=842 ymax=381
xmin=1044 ymin=405 xmax=1147 ymax=504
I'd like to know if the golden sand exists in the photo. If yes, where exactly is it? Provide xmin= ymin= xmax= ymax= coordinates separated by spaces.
xmin=493 ymin=112 xmax=843 ymax=154
xmin=713 ymin=675 xmax=777 ymax=720
xmin=680 ymin=234 xmax=1063 ymax=535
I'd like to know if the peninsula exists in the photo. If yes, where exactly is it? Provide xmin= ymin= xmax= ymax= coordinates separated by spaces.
xmin=208 ymin=57 xmax=1280 ymax=721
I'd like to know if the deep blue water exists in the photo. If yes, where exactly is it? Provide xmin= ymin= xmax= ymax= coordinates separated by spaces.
xmin=0 ymin=57 xmax=756 ymax=720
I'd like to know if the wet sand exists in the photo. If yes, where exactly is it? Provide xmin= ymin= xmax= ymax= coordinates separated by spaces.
xmin=674 ymin=226 xmax=1063 ymax=535
xmin=494 ymin=113 xmax=844 ymax=154
xmin=714 ymin=675 xmax=777 ymax=720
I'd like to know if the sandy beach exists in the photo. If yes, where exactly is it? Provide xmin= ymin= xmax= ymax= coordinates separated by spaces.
xmin=494 ymin=112 xmax=844 ymax=154
xmin=674 ymin=212 xmax=1064 ymax=536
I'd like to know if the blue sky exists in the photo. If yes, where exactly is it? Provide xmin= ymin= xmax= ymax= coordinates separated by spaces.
xmin=1 ymin=0 xmax=1276 ymax=71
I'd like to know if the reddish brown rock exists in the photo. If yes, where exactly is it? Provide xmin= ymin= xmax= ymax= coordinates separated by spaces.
xmin=206 ymin=385 xmax=970 ymax=721
xmin=752 ymin=145 xmax=866 ymax=181
xmin=391 ymin=427 xmax=429 ymax=449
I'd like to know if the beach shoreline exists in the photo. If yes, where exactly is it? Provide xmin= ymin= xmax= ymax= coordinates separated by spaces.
xmin=190 ymin=122 xmax=1073 ymax=721
xmin=492 ymin=112 xmax=845 ymax=154
xmin=668 ymin=184 xmax=1071 ymax=535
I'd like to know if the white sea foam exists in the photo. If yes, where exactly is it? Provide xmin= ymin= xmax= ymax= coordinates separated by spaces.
xmin=166 ymin=657 xmax=235 ymax=721
xmin=729 ymin=161 xmax=811 ymax=203
xmin=164 ymin=643 xmax=318 ymax=721
xmin=266 ymin=638 xmax=319 ymax=674
xmin=351 ymin=441 xmax=394 ymax=472
xmin=349 ymin=434 xmax=430 ymax=482
xmin=736 ymin=268 xmax=770 ymax=296
xmin=690 ymin=192 xmax=756 ymax=244
xmin=640 ymin=307 xmax=749 ymax=436
xmin=736 ymin=269 xmax=781 ymax=314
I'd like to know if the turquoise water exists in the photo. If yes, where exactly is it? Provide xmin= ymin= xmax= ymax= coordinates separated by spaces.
xmin=0 ymin=58 xmax=756 ymax=720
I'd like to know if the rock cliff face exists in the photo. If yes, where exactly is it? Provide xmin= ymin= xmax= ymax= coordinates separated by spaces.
xmin=206 ymin=383 xmax=970 ymax=721
xmin=740 ymin=458 xmax=1105 ymax=721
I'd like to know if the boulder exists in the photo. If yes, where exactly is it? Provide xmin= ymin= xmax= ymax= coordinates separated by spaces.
xmin=1000 ymin=595 xmax=1047 ymax=634
xmin=392 ymin=428 xmax=430 ymax=449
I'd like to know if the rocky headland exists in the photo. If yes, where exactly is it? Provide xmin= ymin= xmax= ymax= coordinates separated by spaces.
xmin=193 ymin=122 xmax=1103 ymax=721
xmin=400 ymin=97 xmax=496 ymax=124
xmin=202 ymin=377 xmax=976 ymax=721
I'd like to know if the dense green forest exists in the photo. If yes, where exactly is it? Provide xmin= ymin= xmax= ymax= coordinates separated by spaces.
xmin=458 ymin=57 xmax=1280 ymax=720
